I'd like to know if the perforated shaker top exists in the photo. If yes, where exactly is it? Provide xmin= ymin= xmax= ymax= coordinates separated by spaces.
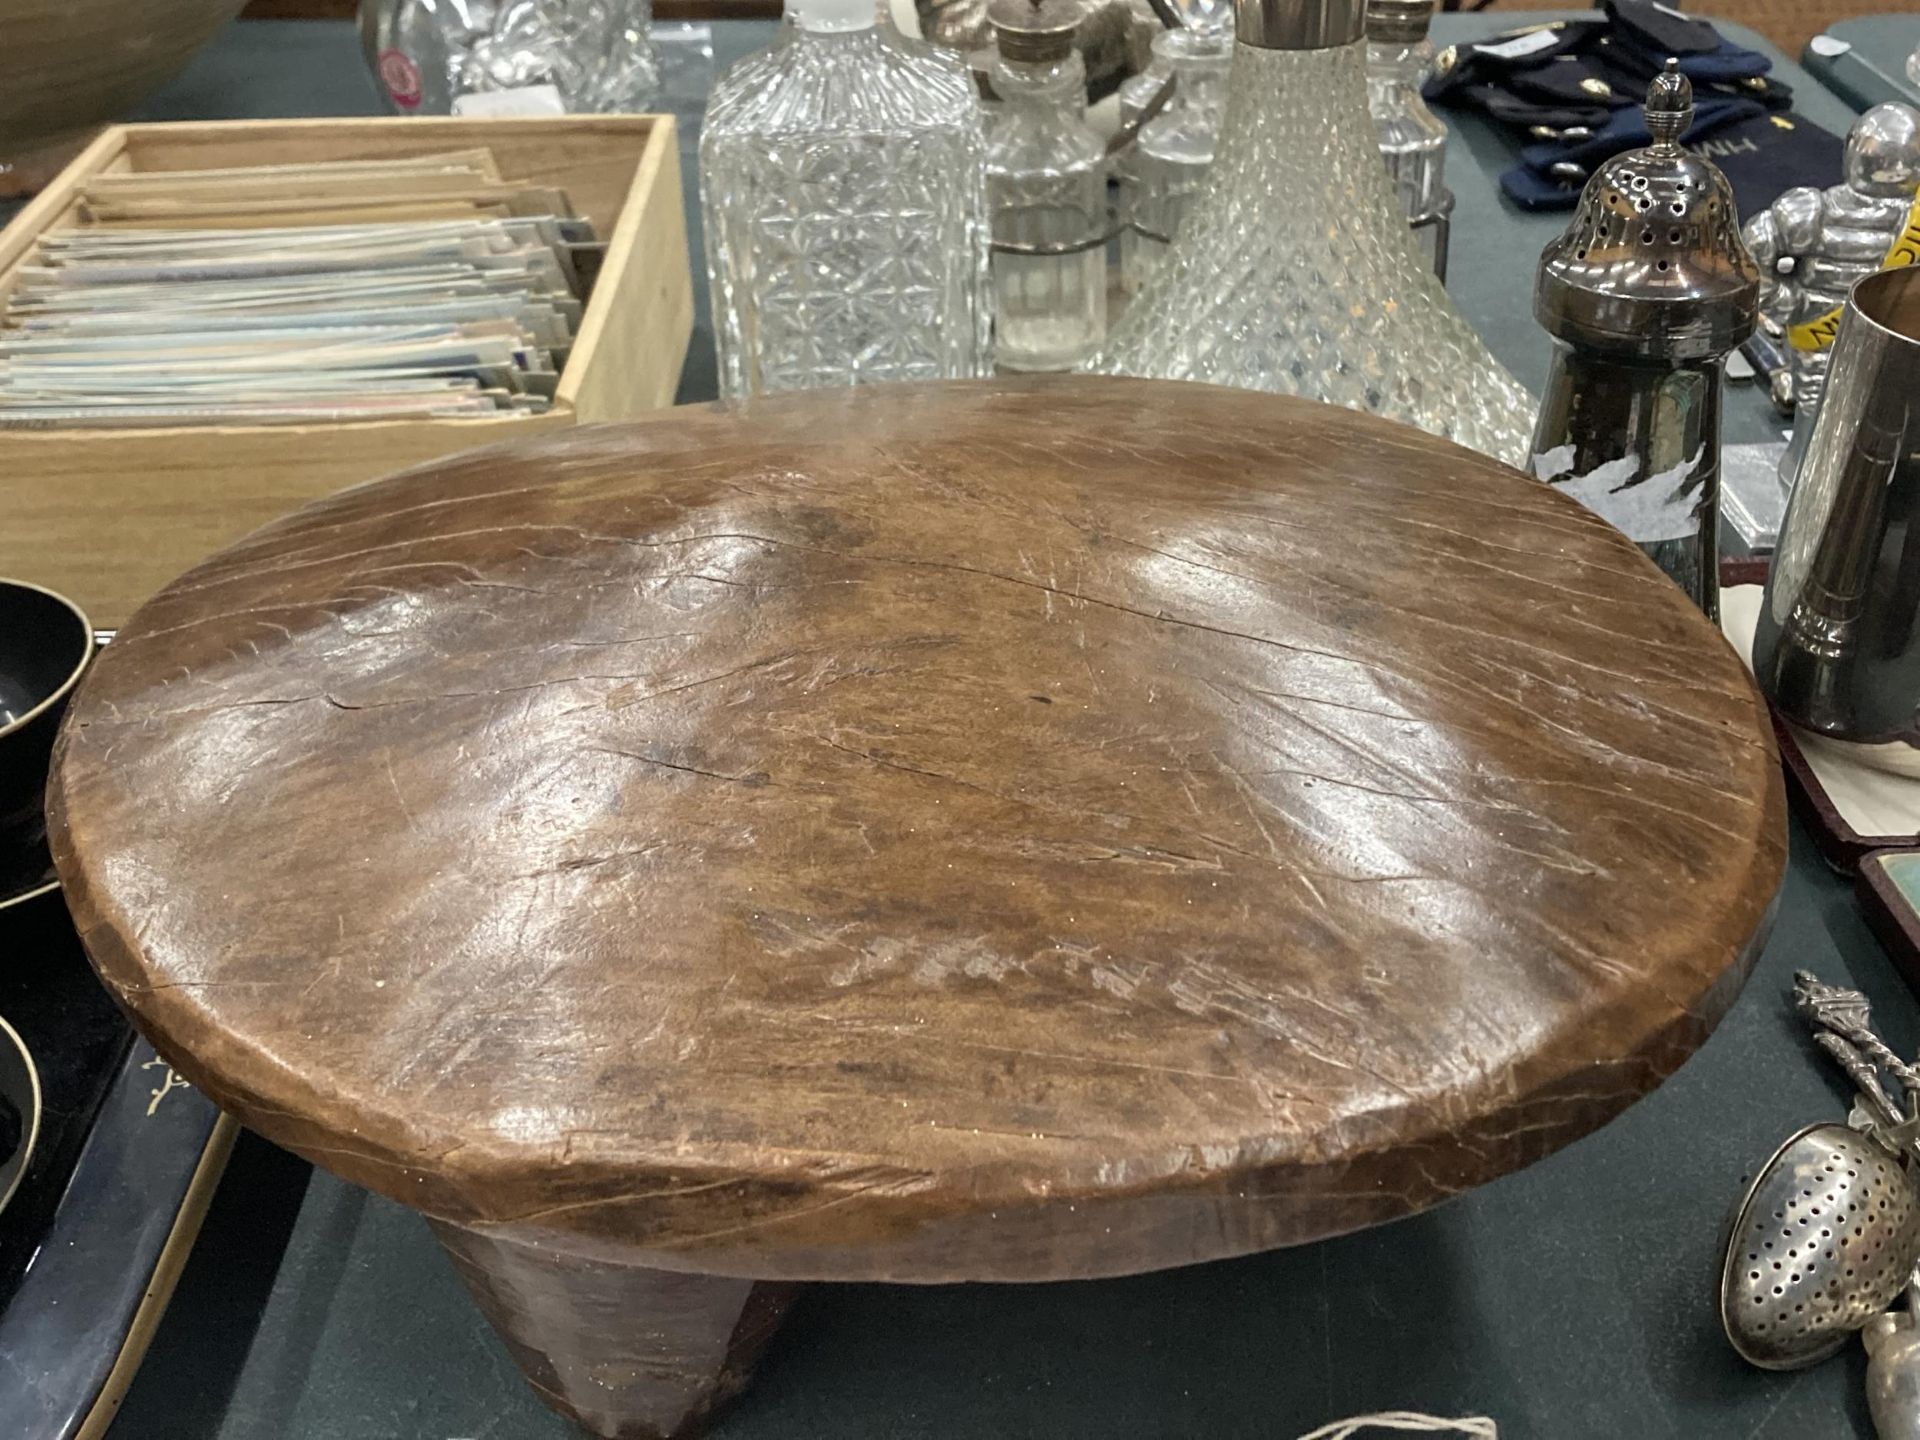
xmin=1535 ymin=60 xmax=1760 ymax=359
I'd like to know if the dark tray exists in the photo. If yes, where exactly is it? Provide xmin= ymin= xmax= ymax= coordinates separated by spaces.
xmin=1772 ymin=714 xmax=1920 ymax=876
xmin=0 ymin=886 xmax=229 ymax=1439
xmin=1859 ymin=849 xmax=1920 ymax=1002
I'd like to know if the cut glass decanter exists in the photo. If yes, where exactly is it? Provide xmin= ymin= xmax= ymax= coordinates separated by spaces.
xmin=1100 ymin=0 xmax=1536 ymax=465
xmin=699 ymin=0 xmax=991 ymax=401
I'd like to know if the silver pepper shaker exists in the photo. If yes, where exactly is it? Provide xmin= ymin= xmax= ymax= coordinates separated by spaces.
xmin=1528 ymin=61 xmax=1760 ymax=622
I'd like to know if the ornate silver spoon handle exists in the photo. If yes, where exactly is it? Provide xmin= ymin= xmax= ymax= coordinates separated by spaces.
xmin=1796 ymin=971 xmax=1920 ymax=1099
xmin=1815 ymin=1031 xmax=1909 ymax=1131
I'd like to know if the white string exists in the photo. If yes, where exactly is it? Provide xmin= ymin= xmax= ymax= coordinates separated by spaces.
xmin=1294 ymin=1413 xmax=1499 ymax=1440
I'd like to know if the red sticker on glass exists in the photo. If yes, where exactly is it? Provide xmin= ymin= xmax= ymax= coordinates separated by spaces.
xmin=378 ymin=49 xmax=424 ymax=111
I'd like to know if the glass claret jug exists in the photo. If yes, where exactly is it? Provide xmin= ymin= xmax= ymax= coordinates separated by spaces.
xmin=1101 ymin=0 xmax=1536 ymax=465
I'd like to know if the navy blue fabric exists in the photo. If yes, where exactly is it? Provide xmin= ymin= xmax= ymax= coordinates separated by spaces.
xmin=1501 ymin=106 xmax=1846 ymax=215
xmin=1427 ymin=1 xmax=1830 ymax=218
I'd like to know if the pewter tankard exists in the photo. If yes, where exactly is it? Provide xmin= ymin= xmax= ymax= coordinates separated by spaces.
xmin=1756 ymin=264 xmax=1920 ymax=773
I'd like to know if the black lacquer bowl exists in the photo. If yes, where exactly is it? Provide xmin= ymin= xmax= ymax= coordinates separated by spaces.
xmin=0 ymin=580 xmax=91 ymax=879
xmin=0 ymin=1014 xmax=37 ymax=1218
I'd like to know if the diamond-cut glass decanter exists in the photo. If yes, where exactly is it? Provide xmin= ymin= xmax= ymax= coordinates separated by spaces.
xmin=985 ymin=0 xmax=1109 ymax=371
xmin=1100 ymin=0 xmax=1536 ymax=465
xmin=699 ymin=0 xmax=991 ymax=400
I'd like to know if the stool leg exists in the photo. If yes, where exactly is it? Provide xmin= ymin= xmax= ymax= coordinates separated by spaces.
xmin=430 ymin=1219 xmax=796 ymax=1440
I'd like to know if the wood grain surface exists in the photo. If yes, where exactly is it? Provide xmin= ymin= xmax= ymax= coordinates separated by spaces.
xmin=50 ymin=377 xmax=1785 ymax=1284
xmin=432 ymin=1219 xmax=796 ymax=1436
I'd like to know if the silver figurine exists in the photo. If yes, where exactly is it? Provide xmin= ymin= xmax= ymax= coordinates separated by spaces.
xmin=1743 ymin=102 xmax=1920 ymax=482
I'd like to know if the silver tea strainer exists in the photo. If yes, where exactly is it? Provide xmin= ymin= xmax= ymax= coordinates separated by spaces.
xmin=1721 ymin=1121 xmax=1920 ymax=1369
xmin=1721 ymin=973 xmax=1920 ymax=1372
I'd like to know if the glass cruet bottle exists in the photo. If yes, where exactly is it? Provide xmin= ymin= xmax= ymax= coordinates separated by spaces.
xmin=699 ymin=0 xmax=991 ymax=400
xmin=1117 ymin=42 xmax=1171 ymax=134
xmin=1122 ymin=22 xmax=1231 ymax=293
xmin=1117 ymin=0 xmax=1233 ymax=127
xmin=1365 ymin=0 xmax=1452 ymax=278
xmin=984 ymin=0 xmax=1109 ymax=372
xmin=1121 ymin=0 xmax=1236 ymax=128
xmin=1100 ymin=0 xmax=1536 ymax=466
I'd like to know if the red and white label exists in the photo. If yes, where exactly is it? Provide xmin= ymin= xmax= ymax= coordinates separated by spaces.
xmin=378 ymin=49 xmax=424 ymax=111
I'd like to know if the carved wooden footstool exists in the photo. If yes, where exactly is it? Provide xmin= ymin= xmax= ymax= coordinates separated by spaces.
xmin=49 ymin=378 xmax=1784 ymax=1438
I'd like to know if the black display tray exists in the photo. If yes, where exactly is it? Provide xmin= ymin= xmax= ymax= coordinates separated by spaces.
xmin=0 ymin=886 xmax=229 ymax=1438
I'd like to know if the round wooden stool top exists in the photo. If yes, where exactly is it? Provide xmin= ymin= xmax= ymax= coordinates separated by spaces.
xmin=50 ymin=378 xmax=1783 ymax=1284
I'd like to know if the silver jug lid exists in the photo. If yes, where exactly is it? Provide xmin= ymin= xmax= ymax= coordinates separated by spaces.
xmin=1236 ymin=0 xmax=1365 ymax=51
xmin=1365 ymin=0 xmax=1434 ymax=44
xmin=1535 ymin=61 xmax=1760 ymax=359
xmin=989 ymin=0 xmax=1083 ymax=63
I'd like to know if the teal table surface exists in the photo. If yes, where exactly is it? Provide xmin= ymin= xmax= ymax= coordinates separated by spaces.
xmin=16 ymin=13 xmax=1901 ymax=1439
xmin=1801 ymin=17 xmax=1920 ymax=113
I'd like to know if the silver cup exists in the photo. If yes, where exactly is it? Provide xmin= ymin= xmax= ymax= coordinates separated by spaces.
xmin=1754 ymin=265 xmax=1920 ymax=776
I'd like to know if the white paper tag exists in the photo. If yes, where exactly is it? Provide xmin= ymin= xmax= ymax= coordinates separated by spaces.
xmin=1808 ymin=34 xmax=1852 ymax=57
xmin=452 ymin=84 xmax=567 ymax=118
xmin=1533 ymin=445 xmax=1705 ymax=544
xmin=1476 ymin=29 xmax=1560 ymax=61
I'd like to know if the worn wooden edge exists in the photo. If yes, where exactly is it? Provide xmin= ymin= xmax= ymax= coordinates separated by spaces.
xmin=0 ymin=125 xmax=126 ymax=309
xmin=557 ymin=114 xmax=690 ymax=417
xmin=54 ymin=848 xmax=1783 ymax=1282
xmin=45 ymin=380 xmax=1792 ymax=1281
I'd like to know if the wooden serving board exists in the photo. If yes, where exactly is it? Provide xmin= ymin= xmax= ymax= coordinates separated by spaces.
xmin=49 ymin=377 xmax=1785 ymax=1437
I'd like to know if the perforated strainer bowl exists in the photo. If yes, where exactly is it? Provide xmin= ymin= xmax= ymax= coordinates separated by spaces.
xmin=1721 ymin=1123 xmax=1920 ymax=1370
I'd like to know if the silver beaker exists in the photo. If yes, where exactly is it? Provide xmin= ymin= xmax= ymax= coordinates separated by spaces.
xmin=1755 ymin=264 xmax=1920 ymax=775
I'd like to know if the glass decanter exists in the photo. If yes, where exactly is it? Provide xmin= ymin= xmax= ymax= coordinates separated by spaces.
xmin=699 ymin=0 xmax=991 ymax=400
xmin=1121 ymin=23 xmax=1230 ymax=293
xmin=984 ymin=0 xmax=1109 ymax=371
xmin=1365 ymin=0 xmax=1451 ymax=278
xmin=1100 ymin=0 xmax=1536 ymax=466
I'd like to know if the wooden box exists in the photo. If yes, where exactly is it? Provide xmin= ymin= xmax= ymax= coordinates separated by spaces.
xmin=0 ymin=116 xmax=692 ymax=627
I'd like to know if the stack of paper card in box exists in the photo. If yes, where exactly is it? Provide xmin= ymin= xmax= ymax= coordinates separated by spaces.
xmin=0 ymin=150 xmax=602 ymax=427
